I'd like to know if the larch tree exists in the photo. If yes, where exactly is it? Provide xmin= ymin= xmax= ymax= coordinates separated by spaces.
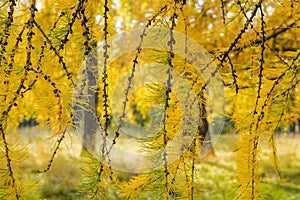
xmin=0 ymin=0 xmax=299 ymax=199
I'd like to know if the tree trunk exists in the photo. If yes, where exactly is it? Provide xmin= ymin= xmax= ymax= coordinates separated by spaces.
xmin=82 ymin=50 xmax=98 ymax=154
xmin=199 ymin=91 xmax=215 ymax=157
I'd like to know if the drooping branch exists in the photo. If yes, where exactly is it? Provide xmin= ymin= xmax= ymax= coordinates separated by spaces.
xmin=0 ymin=1 xmax=38 ymax=198
xmin=220 ymin=0 xmax=226 ymax=24
xmin=234 ymin=17 xmax=300 ymax=52
xmin=34 ymin=20 xmax=75 ymax=86
xmin=0 ymin=0 xmax=16 ymax=69
xmin=162 ymin=2 xmax=179 ymax=198
xmin=106 ymin=4 xmax=168 ymax=154
xmin=219 ymin=0 xmax=263 ymax=64
xmin=91 ymin=0 xmax=111 ymax=197
xmin=36 ymin=0 xmax=93 ymax=173
xmin=249 ymin=5 xmax=266 ymax=198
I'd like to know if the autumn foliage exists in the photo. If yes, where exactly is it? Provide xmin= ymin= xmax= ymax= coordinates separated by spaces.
xmin=0 ymin=0 xmax=299 ymax=199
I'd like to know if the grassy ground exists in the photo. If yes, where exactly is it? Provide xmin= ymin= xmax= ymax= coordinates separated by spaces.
xmin=16 ymin=128 xmax=300 ymax=199
xmin=197 ymin=134 xmax=300 ymax=200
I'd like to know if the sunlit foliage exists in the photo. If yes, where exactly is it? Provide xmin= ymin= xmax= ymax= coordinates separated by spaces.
xmin=0 ymin=0 xmax=299 ymax=199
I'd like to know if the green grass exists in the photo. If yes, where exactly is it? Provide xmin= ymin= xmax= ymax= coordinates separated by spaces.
xmin=197 ymin=134 xmax=300 ymax=200
xmin=15 ymin=128 xmax=300 ymax=199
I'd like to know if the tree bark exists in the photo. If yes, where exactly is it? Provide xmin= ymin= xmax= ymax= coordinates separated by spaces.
xmin=82 ymin=50 xmax=98 ymax=154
